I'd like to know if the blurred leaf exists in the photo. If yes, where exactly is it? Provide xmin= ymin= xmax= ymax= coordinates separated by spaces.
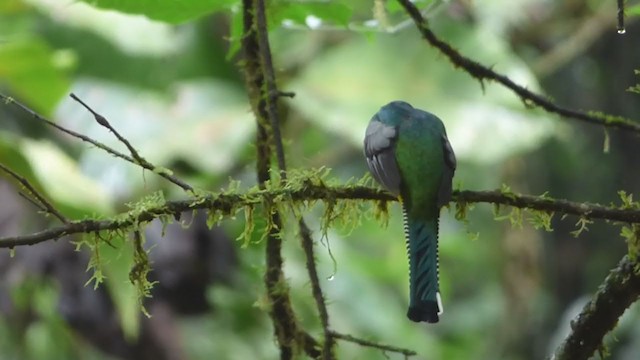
xmin=0 ymin=132 xmax=45 ymax=191
xmin=627 ymin=4 xmax=640 ymax=16
xmin=30 ymin=0 xmax=180 ymax=56
xmin=0 ymin=38 xmax=70 ymax=115
xmin=20 ymin=139 xmax=112 ymax=215
xmin=100 ymin=235 xmax=140 ymax=340
xmin=78 ymin=0 xmax=236 ymax=24
xmin=271 ymin=1 xmax=353 ymax=27
xmin=0 ymin=0 xmax=28 ymax=13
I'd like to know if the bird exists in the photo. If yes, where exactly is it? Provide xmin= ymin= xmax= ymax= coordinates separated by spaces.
xmin=364 ymin=101 xmax=456 ymax=323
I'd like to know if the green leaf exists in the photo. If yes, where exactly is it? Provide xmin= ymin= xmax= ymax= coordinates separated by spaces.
xmin=0 ymin=38 xmax=71 ymax=115
xmin=628 ymin=4 xmax=640 ymax=17
xmin=99 ymin=235 xmax=141 ymax=340
xmin=78 ymin=0 xmax=237 ymax=24
xmin=19 ymin=139 xmax=112 ymax=215
xmin=271 ymin=1 xmax=353 ymax=27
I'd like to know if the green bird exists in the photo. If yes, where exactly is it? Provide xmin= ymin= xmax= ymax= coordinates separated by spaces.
xmin=364 ymin=101 xmax=456 ymax=323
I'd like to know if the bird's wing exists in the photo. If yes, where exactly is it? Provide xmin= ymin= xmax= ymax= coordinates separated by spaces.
xmin=364 ymin=119 xmax=402 ymax=195
xmin=437 ymin=132 xmax=457 ymax=207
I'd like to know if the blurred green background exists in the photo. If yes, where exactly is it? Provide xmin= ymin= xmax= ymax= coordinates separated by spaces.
xmin=1 ymin=0 xmax=640 ymax=359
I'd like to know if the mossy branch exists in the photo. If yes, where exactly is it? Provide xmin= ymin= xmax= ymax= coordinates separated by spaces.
xmin=4 ymin=183 xmax=640 ymax=249
xmin=242 ymin=0 xmax=309 ymax=358
xmin=552 ymin=256 xmax=640 ymax=360
xmin=395 ymin=0 xmax=640 ymax=134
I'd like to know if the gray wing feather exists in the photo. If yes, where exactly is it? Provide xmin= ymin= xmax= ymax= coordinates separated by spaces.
xmin=437 ymin=133 xmax=456 ymax=207
xmin=364 ymin=120 xmax=401 ymax=195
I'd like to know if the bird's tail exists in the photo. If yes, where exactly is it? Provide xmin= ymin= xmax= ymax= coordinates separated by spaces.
xmin=402 ymin=206 xmax=442 ymax=323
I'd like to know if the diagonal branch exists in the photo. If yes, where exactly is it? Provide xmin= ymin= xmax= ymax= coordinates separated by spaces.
xmin=0 ymin=93 xmax=194 ymax=192
xmin=70 ymin=93 xmax=148 ymax=168
xmin=328 ymin=331 xmax=416 ymax=358
xmin=0 ymin=163 xmax=69 ymax=224
xmin=552 ymin=256 xmax=640 ymax=360
xmin=395 ymin=0 xmax=640 ymax=134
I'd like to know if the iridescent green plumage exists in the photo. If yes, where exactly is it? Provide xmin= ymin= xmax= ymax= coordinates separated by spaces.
xmin=364 ymin=101 xmax=456 ymax=323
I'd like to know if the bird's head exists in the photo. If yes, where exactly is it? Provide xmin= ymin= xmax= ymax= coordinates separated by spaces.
xmin=373 ymin=101 xmax=414 ymax=126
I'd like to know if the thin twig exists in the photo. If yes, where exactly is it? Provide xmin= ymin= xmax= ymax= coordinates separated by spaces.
xmin=551 ymin=256 xmax=640 ymax=360
xmin=395 ymin=0 xmax=640 ymax=134
xmin=0 ymin=163 xmax=69 ymax=224
xmin=70 ymin=93 xmax=147 ymax=166
xmin=0 ymin=93 xmax=193 ymax=192
xmin=3 ymin=184 xmax=640 ymax=248
xmin=328 ymin=331 xmax=417 ymax=358
xmin=17 ymin=192 xmax=48 ymax=212
xmin=617 ymin=0 xmax=626 ymax=34
xmin=299 ymin=218 xmax=335 ymax=358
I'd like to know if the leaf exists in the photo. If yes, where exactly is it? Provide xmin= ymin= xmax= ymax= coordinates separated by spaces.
xmin=627 ymin=4 xmax=640 ymax=17
xmin=99 ymin=235 xmax=141 ymax=340
xmin=0 ymin=38 xmax=70 ymax=115
xmin=78 ymin=0 xmax=237 ymax=24
xmin=19 ymin=139 xmax=112 ymax=215
xmin=271 ymin=1 xmax=353 ymax=27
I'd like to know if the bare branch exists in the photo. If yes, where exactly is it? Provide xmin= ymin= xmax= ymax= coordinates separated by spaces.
xmin=395 ymin=0 xmax=640 ymax=134
xmin=70 ymin=93 xmax=147 ymax=167
xmin=0 ymin=163 xmax=69 ymax=224
xmin=299 ymin=218 xmax=334 ymax=358
xmin=552 ymin=256 xmax=640 ymax=360
xmin=0 ymin=93 xmax=194 ymax=192
xmin=328 ymin=331 xmax=417 ymax=358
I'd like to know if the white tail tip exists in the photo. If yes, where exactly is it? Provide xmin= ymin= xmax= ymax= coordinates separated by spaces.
xmin=436 ymin=292 xmax=444 ymax=315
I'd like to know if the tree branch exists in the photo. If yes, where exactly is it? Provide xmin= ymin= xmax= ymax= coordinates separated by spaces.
xmin=395 ymin=0 xmax=640 ymax=134
xmin=0 ymin=163 xmax=69 ymax=224
xmin=552 ymin=256 xmax=640 ymax=360
xmin=0 ymin=93 xmax=194 ymax=192
xmin=70 ymin=93 xmax=149 ymax=170
xmin=241 ymin=0 xmax=304 ymax=358
xmin=617 ymin=0 xmax=626 ymax=34
xmin=328 ymin=331 xmax=417 ymax=358
xmin=3 ymin=184 xmax=640 ymax=248
xmin=299 ymin=218 xmax=334 ymax=359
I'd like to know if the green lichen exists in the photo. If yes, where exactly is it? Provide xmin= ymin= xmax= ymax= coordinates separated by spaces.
xmin=494 ymin=205 xmax=523 ymax=229
xmin=129 ymin=231 xmax=156 ymax=317
xmin=528 ymin=210 xmax=554 ymax=232
xmin=237 ymin=205 xmax=256 ymax=248
xmin=571 ymin=217 xmax=593 ymax=237
xmin=83 ymin=231 xmax=109 ymax=289
xmin=620 ymin=224 xmax=640 ymax=262
xmin=618 ymin=190 xmax=637 ymax=209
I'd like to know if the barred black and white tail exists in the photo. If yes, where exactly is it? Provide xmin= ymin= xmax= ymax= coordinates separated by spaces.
xmin=402 ymin=206 xmax=442 ymax=323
